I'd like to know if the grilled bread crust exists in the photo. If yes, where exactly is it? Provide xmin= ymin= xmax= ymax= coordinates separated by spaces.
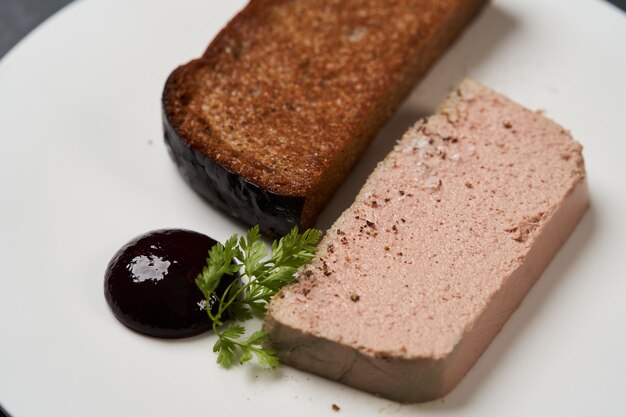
xmin=163 ymin=0 xmax=487 ymax=235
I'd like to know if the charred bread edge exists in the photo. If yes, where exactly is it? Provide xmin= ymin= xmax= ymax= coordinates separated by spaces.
xmin=162 ymin=0 xmax=488 ymax=236
xmin=163 ymin=108 xmax=304 ymax=237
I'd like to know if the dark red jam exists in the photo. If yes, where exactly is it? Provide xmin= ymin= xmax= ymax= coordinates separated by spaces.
xmin=104 ymin=229 xmax=234 ymax=338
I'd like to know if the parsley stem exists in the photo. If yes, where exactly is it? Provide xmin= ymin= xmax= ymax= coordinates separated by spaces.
xmin=212 ymin=273 xmax=259 ymax=325
xmin=195 ymin=225 xmax=322 ymax=367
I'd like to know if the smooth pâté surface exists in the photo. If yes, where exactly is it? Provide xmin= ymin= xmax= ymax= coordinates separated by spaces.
xmin=265 ymin=80 xmax=588 ymax=401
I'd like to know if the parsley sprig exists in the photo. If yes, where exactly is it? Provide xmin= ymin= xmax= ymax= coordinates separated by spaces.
xmin=195 ymin=225 xmax=322 ymax=368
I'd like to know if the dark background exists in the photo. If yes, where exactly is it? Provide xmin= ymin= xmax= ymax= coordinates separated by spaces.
xmin=1 ymin=0 xmax=74 ymax=58
xmin=1 ymin=0 xmax=626 ymax=59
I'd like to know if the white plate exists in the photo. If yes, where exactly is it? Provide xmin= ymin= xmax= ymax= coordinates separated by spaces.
xmin=1 ymin=0 xmax=625 ymax=416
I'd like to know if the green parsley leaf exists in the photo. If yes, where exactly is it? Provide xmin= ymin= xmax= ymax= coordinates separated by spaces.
xmin=226 ymin=301 xmax=253 ymax=322
xmin=216 ymin=345 xmax=235 ymax=368
xmin=221 ymin=324 xmax=246 ymax=339
xmin=195 ymin=235 xmax=241 ymax=297
xmin=239 ymin=226 xmax=269 ymax=278
xmin=245 ymin=329 xmax=269 ymax=345
xmin=196 ymin=226 xmax=322 ymax=368
xmin=239 ymin=349 xmax=253 ymax=364
xmin=254 ymin=347 xmax=280 ymax=368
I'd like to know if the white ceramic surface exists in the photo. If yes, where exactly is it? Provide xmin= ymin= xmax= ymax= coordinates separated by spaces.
xmin=1 ymin=0 xmax=625 ymax=416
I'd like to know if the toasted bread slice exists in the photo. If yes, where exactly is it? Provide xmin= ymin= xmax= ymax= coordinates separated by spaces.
xmin=163 ymin=0 xmax=487 ymax=235
xmin=264 ymin=80 xmax=589 ymax=402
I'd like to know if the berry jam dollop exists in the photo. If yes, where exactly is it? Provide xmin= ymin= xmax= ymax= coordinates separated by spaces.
xmin=104 ymin=229 xmax=233 ymax=338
